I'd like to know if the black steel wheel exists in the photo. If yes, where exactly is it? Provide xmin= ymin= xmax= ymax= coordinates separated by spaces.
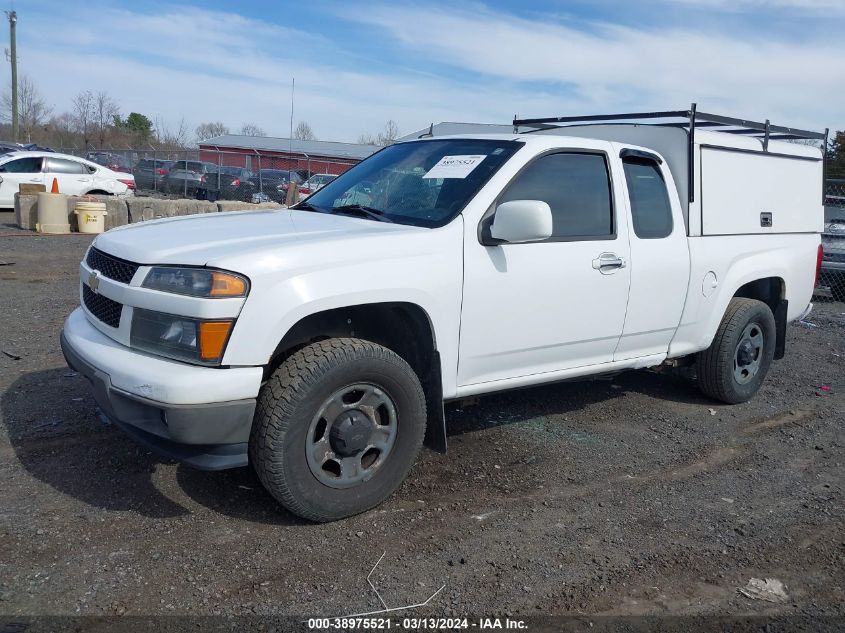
xmin=697 ymin=298 xmax=776 ymax=404
xmin=249 ymin=338 xmax=426 ymax=522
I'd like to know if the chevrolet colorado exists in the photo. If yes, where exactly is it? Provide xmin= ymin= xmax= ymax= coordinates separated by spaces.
xmin=61 ymin=107 xmax=825 ymax=521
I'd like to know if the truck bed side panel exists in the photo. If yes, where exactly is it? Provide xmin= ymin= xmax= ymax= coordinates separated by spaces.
xmin=668 ymin=233 xmax=819 ymax=358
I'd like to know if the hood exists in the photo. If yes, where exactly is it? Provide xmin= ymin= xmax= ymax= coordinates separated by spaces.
xmin=93 ymin=209 xmax=423 ymax=267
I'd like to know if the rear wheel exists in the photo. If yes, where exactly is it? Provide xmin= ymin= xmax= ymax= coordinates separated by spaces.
xmin=696 ymin=298 xmax=776 ymax=404
xmin=250 ymin=338 xmax=427 ymax=522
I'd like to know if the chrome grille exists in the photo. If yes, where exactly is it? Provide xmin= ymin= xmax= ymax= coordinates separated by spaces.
xmin=82 ymin=284 xmax=122 ymax=328
xmin=85 ymin=247 xmax=139 ymax=284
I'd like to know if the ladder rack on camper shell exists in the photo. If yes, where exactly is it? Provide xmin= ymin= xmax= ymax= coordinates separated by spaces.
xmin=512 ymin=104 xmax=828 ymax=204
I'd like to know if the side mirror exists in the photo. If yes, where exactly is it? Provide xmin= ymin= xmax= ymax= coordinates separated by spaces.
xmin=489 ymin=200 xmax=553 ymax=244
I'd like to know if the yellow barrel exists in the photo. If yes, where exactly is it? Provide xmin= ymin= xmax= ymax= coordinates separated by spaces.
xmin=36 ymin=192 xmax=70 ymax=233
xmin=74 ymin=201 xmax=108 ymax=234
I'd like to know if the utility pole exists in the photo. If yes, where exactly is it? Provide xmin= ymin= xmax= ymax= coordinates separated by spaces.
xmin=6 ymin=10 xmax=17 ymax=142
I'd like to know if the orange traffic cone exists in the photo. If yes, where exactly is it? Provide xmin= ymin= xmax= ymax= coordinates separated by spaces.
xmin=50 ymin=177 xmax=59 ymax=194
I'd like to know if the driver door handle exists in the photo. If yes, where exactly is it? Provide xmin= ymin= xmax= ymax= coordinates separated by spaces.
xmin=592 ymin=252 xmax=627 ymax=274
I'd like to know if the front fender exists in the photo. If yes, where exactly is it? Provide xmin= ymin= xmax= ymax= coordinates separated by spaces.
xmin=222 ymin=221 xmax=465 ymax=398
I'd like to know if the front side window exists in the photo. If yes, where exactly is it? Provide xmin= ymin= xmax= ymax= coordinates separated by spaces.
xmin=45 ymin=158 xmax=86 ymax=174
xmin=499 ymin=152 xmax=614 ymax=239
xmin=0 ymin=157 xmax=43 ymax=173
xmin=622 ymin=157 xmax=673 ymax=239
xmin=304 ymin=139 xmax=522 ymax=227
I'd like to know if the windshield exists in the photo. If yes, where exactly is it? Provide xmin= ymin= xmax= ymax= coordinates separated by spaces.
xmin=302 ymin=139 xmax=521 ymax=227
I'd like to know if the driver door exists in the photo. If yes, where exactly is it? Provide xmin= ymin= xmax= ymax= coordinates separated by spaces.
xmin=458 ymin=150 xmax=632 ymax=388
xmin=0 ymin=156 xmax=44 ymax=207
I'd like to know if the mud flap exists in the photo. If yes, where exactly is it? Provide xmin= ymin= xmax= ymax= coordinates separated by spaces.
xmin=774 ymin=299 xmax=788 ymax=360
xmin=423 ymin=351 xmax=447 ymax=453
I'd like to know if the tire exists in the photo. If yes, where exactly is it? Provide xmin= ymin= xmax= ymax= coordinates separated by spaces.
xmin=696 ymin=298 xmax=776 ymax=404
xmin=250 ymin=338 xmax=427 ymax=522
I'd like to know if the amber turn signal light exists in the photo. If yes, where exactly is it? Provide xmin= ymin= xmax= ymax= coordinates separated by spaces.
xmin=198 ymin=320 xmax=234 ymax=361
xmin=209 ymin=272 xmax=248 ymax=297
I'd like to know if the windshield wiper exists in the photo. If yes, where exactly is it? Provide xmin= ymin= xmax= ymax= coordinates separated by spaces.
xmin=331 ymin=204 xmax=394 ymax=223
xmin=292 ymin=201 xmax=328 ymax=213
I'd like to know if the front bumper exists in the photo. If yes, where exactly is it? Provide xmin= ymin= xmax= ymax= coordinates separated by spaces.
xmin=61 ymin=308 xmax=263 ymax=470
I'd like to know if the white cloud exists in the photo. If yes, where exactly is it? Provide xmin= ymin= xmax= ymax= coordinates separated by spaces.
xmin=9 ymin=3 xmax=543 ymax=142
xmin=5 ymin=1 xmax=843 ymax=145
xmin=342 ymin=3 xmax=844 ymax=132
xmin=667 ymin=0 xmax=845 ymax=11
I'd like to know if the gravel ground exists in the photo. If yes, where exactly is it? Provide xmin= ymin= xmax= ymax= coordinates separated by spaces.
xmin=1 ymin=213 xmax=843 ymax=629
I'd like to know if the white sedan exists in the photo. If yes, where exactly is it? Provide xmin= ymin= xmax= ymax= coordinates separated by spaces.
xmin=0 ymin=151 xmax=135 ymax=208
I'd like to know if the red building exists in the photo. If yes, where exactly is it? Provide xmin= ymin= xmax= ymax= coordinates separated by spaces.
xmin=198 ymin=135 xmax=378 ymax=177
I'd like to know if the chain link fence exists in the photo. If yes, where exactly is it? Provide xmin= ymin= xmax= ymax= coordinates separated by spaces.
xmin=817 ymin=178 xmax=845 ymax=304
xmin=54 ymin=147 xmax=358 ymax=204
xmin=46 ymin=149 xmax=845 ymax=305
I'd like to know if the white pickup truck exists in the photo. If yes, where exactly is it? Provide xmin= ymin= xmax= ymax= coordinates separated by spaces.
xmin=61 ymin=107 xmax=826 ymax=521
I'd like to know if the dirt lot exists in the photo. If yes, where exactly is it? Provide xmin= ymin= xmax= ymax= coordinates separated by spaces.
xmin=1 ymin=212 xmax=843 ymax=628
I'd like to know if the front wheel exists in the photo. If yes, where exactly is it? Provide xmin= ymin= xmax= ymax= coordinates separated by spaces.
xmin=249 ymin=338 xmax=427 ymax=522
xmin=696 ymin=298 xmax=776 ymax=404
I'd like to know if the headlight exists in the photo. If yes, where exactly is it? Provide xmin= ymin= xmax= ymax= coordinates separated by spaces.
xmin=142 ymin=267 xmax=248 ymax=298
xmin=131 ymin=308 xmax=234 ymax=365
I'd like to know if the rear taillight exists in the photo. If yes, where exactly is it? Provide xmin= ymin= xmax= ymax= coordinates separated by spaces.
xmin=156 ymin=168 xmax=168 ymax=175
xmin=815 ymin=243 xmax=824 ymax=287
xmin=201 ymin=175 xmax=206 ymax=183
xmin=117 ymin=178 xmax=135 ymax=190
xmin=231 ymin=178 xmax=240 ymax=187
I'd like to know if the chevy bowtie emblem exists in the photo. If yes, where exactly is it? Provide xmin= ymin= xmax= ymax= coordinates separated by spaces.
xmin=88 ymin=270 xmax=101 ymax=293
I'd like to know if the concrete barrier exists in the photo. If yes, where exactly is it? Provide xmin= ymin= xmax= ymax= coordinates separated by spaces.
xmin=126 ymin=198 xmax=218 ymax=223
xmin=216 ymin=201 xmax=283 ymax=213
xmin=13 ymin=193 xmax=38 ymax=230
xmin=14 ymin=194 xmax=287 ymax=231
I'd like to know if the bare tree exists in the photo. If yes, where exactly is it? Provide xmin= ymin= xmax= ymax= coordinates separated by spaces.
xmin=294 ymin=121 xmax=316 ymax=140
xmin=240 ymin=123 xmax=266 ymax=136
xmin=2 ymin=75 xmax=52 ymax=143
xmin=195 ymin=121 xmax=229 ymax=142
xmin=377 ymin=119 xmax=400 ymax=146
xmin=72 ymin=90 xmax=96 ymax=149
xmin=94 ymin=91 xmax=120 ymax=148
xmin=47 ymin=112 xmax=76 ymax=149
xmin=357 ymin=120 xmax=401 ymax=147
xmin=155 ymin=116 xmax=190 ymax=148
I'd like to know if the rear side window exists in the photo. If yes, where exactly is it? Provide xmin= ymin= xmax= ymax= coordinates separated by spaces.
xmin=0 ymin=157 xmax=43 ymax=173
xmin=622 ymin=158 xmax=673 ymax=239
xmin=499 ymin=152 xmax=613 ymax=239
xmin=46 ymin=158 xmax=86 ymax=174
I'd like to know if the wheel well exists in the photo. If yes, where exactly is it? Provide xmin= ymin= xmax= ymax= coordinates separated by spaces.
xmin=733 ymin=277 xmax=784 ymax=313
xmin=85 ymin=190 xmax=110 ymax=196
xmin=732 ymin=276 xmax=787 ymax=360
xmin=268 ymin=302 xmax=446 ymax=453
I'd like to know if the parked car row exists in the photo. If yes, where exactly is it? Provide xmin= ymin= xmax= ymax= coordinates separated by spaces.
xmin=0 ymin=150 xmax=135 ymax=208
xmin=86 ymin=151 xmax=133 ymax=174
xmin=145 ymin=161 xmax=336 ymax=202
xmin=0 ymin=142 xmax=55 ymax=155
xmin=0 ymin=141 xmax=339 ymax=203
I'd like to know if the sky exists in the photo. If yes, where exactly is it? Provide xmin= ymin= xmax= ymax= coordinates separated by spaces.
xmin=5 ymin=0 xmax=844 ymax=143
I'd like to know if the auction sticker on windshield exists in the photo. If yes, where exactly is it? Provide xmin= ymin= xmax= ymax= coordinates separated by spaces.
xmin=423 ymin=155 xmax=486 ymax=179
